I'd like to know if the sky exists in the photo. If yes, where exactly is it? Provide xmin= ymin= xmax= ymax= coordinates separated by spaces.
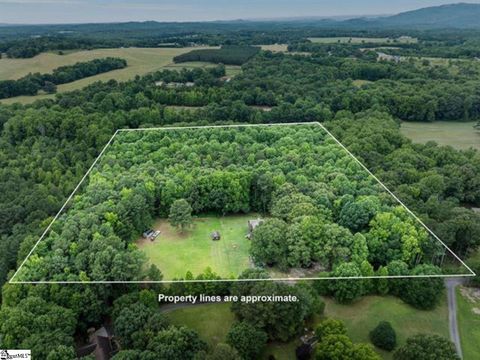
xmin=0 ymin=0 xmax=479 ymax=24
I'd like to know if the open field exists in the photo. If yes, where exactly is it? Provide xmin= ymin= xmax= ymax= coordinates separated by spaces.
xmin=260 ymin=44 xmax=289 ymax=52
xmin=137 ymin=215 xmax=253 ymax=279
xmin=162 ymin=61 xmax=242 ymax=76
xmin=320 ymin=295 xmax=449 ymax=360
xmin=167 ymin=303 xmax=235 ymax=348
xmin=166 ymin=294 xmax=449 ymax=360
xmin=0 ymin=46 xmax=217 ymax=104
xmin=308 ymin=37 xmax=417 ymax=44
xmin=400 ymin=121 xmax=480 ymax=150
xmin=457 ymin=287 xmax=480 ymax=360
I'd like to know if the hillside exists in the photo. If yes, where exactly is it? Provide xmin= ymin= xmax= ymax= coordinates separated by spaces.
xmin=375 ymin=3 xmax=480 ymax=28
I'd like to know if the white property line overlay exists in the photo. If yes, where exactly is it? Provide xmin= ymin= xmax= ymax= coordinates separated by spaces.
xmin=9 ymin=122 xmax=475 ymax=284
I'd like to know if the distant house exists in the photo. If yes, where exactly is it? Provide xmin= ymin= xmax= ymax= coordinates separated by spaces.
xmin=296 ymin=331 xmax=317 ymax=360
xmin=246 ymin=219 xmax=264 ymax=239
xmin=77 ymin=326 xmax=118 ymax=360
xmin=155 ymin=81 xmax=195 ymax=88
xmin=211 ymin=231 xmax=221 ymax=241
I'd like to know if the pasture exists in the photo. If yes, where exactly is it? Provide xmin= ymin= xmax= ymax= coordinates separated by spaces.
xmin=260 ymin=44 xmax=289 ymax=52
xmin=400 ymin=121 xmax=480 ymax=150
xmin=165 ymin=294 xmax=449 ymax=360
xmin=137 ymin=215 xmax=253 ymax=279
xmin=308 ymin=36 xmax=417 ymax=44
xmin=0 ymin=46 xmax=217 ymax=104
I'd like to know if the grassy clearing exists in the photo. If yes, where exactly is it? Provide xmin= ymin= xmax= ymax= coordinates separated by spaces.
xmin=137 ymin=215 xmax=253 ymax=279
xmin=308 ymin=37 xmax=417 ymax=44
xmin=319 ymin=295 xmax=449 ymax=360
xmin=166 ymin=294 xmax=449 ymax=360
xmin=352 ymin=79 xmax=373 ymax=87
xmin=166 ymin=303 xmax=235 ymax=348
xmin=400 ymin=121 xmax=480 ymax=151
xmin=457 ymin=286 xmax=480 ymax=360
xmin=260 ymin=44 xmax=289 ymax=52
xmin=0 ymin=46 xmax=216 ymax=105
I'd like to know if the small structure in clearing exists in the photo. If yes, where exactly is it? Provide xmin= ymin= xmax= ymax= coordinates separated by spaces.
xmin=246 ymin=219 xmax=264 ymax=239
xmin=211 ymin=231 xmax=221 ymax=241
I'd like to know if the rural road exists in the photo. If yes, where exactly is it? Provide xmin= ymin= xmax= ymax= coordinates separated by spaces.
xmin=445 ymin=277 xmax=467 ymax=359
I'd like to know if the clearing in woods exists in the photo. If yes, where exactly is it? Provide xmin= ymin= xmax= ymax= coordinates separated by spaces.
xmin=137 ymin=215 xmax=253 ymax=279
xmin=400 ymin=121 xmax=480 ymax=151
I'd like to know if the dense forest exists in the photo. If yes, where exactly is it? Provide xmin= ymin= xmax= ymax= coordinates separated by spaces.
xmin=0 ymin=57 xmax=127 ymax=99
xmin=15 ymin=125 xmax=455 ymax=283
xmin=174 ymin=46 xmax=261 ymax=65
xmin=0 ymin=17 xmax=479 ymax=359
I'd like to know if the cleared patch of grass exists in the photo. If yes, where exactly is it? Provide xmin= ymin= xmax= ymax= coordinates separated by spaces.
xmin=320 ymin=294 xmax=449 ymax=359
xmin=165 ymin=294 xmax=449 ymax=360
xmin=352 ymin=79 xmax=373 ymax=87
xmin=260 ymin=44 xmax=289 ymax=52
xmin=166 ymin=302 xmax=235 ymax=349
xmin=137 ymin=215 xmax=253 ymax=279
xmin=400 ymin=121 xmax=480 ymax=151
xmin=457 ymin=286 xmax=480 ymax=360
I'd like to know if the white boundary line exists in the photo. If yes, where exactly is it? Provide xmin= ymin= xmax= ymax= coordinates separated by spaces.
xmin=9 ymin=122 xmax=475 ymax=284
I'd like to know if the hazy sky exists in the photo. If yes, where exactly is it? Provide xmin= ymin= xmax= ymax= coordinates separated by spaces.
xmin=1 ymin=0 xmax=479 ymax=24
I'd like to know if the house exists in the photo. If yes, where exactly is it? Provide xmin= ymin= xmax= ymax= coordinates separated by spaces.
xmin=248 ymin=219 xmax=263 ymax=233
xmin=246 ymin=219 xmax=264 ymax=239
xmin=77 ymin=326 xmax=118 ymax=360
xmin=211 ymin=231 xmax=221 ymax=241
xmin=296 ymin=331 xmax=317 ymax=360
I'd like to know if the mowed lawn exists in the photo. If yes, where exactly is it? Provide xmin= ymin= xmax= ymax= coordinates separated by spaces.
xmin=401 ymin=121 xmax=480 ymax=151
xmin=165 ymin=294 xmax=449 ymax=360
xmin=457 ymin=287 xmax=480 ymax=360
xmin=138 ymin=215 xmax=253 ymax=279
xmin=0 ymin=46 xmax=216 ymax=104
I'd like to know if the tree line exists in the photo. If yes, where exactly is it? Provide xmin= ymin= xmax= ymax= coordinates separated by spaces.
xmin=173 ymin=45 xmax=261 ymax=65
xmin=0 ymin=57 xmax=127 ymax=99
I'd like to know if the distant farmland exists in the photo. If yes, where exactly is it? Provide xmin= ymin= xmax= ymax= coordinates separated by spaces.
xmin=0 ymin=46 xmax=217 ymax=104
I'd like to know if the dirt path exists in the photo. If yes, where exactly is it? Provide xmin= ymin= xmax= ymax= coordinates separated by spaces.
xmin=446 ymin=277 xmax=467 ymax=358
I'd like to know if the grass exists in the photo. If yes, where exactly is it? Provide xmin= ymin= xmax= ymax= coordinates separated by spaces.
xmin=352 ymin=79 xmax=373 ymax=87
xmin=260 ymin=44 xmax=289 ymax=52
xmin=166 ymin=302 xmax=235 ymax=348
xmin=137 ymin=215 xmax=253 ymax=279
xmin=319 ymin=295 xmax=449 ymax=360
xmin=308 ymin=37 xmax=417 ymax=44
xmin=457 ymin=287 xmax=480 ymax=360
xmin=166 ymin=294 xmax=449 ymax=360
xmin=0 ymin=46 xmax=217 ymax=105
xmin=401 ymin=121 xmax=480 ymax=151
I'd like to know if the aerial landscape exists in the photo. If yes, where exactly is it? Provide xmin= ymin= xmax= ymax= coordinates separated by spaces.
xmin=0 ymin=1 xmax=480 ymax=359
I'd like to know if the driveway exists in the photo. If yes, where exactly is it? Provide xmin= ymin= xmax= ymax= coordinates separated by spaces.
xmin=445 ymin=277 xmax=467 ymax=359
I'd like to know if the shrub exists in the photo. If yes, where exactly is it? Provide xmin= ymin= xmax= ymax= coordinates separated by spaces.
xmin=369 ymin=321 xmax=396 ymax=351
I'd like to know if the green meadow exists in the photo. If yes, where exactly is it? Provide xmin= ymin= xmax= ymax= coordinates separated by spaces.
xmin=138 ymin=215 xmax=253 ymax=279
